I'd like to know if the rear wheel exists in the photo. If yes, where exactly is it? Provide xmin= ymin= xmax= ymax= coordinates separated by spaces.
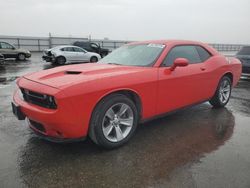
xmin=89 ymin=94 xmax=139 ymax=149
xmin=90 ymin=56 xmax=98 ymax=63
xmin=209 ymin=76 xmax=232 ymax=108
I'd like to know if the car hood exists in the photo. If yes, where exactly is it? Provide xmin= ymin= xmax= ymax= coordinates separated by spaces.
xmin=23 ymin=63 xmax=147 ymax=89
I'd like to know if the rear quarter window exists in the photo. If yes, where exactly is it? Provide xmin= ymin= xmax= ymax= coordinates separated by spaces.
xmin=195 ymin=46 xmax=212 ymax=62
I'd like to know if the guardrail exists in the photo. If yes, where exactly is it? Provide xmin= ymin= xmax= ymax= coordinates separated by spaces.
xmin=0 ymin=35 xmax=247 ymax=53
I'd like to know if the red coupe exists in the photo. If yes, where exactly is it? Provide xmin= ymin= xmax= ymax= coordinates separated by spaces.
xmin=12 ymin=40 xmax=242 ymax=148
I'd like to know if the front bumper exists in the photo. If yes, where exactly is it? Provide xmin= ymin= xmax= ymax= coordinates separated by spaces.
xmin=42 ymin=55 xmax=55 ymax=62
xmin=12 ymin=79 xmax=88 ymax=141
xmin=25 ymin=53 xmax=31 ymax=58
xmin=31 ymin=126 xmax=86 ymax=143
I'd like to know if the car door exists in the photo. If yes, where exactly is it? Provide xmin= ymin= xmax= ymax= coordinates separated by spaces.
xmin=157 ymin=45 xmax=212 ymax=115
xmin=63 ymin=47 xmax=77 ymax=62
xmin=73 ymin=47 xmax=89 ymax=62
xmin=0 ymin=42 xmax=16 ymax=58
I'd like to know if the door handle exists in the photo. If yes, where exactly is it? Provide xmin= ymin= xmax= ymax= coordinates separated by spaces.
xmin=200 ymin=67 xmax=206 ymax=71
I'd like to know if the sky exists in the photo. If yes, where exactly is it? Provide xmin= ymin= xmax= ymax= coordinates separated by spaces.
xmin=0 ymin=0 xmax=250 ymax=44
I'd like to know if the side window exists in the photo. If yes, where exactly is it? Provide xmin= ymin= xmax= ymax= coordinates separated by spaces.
xmin=64 ymin=47 xmax=74 ymax=52
xmin=90 ymin=43 xmax=99 ymax=49
xmin=196 ymin=46 xmax=211 ymax=62
xmin=163 ymin=45 xmax=201 ymax=66
xmin=73 ymin=47 xmax=84 ymax=52
xmin=1 ymin=42 xmax=13 ymax=49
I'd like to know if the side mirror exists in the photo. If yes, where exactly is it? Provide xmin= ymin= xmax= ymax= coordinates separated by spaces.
xmin=12 ymin=47 xmax=16 ymax=50
xmin=170 ymin=58 xmax=189 ymax=71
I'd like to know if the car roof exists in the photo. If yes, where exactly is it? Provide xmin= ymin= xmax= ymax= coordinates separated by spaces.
xmin=127 ymin=40 xmax=218 ymax=55
xmin=129 ymin=40 xmax=207 ymax=46
xmin=53 ymin=45 xmax=81 ymax=49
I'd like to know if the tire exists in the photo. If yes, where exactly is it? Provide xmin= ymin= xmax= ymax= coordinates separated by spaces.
xmin=100 ymin=53 xmax=106 ymax=58
xmin=56 ymin=56 xmax=66 ymax=65
xmin=17 ymin=53 xmax=26 ymax=61
xmin=90 ymin=56 xmax=98 ymax=63
xmin=89 ymin=94 xmax=139 ymax=149
xmin=209 ymin=76 xmax=232 ymax=108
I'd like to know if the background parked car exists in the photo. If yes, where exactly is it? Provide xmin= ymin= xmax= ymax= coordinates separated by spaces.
xmin=42 ymin=45 xmax=101 ymax=65
xmin=236 ymin=46 xmax=250 ymax=76
xmin=73 ymin=41 xmax=110 ymax=57
xmin=0 ymin=41 xmax=31 ymax=61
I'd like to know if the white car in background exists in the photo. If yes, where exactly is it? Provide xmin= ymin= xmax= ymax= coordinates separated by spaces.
xmin=42 ymin=45 xmax=101 ymax=65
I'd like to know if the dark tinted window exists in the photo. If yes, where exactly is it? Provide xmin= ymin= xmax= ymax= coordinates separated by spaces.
xmin=237 ymin=46 xmax=250 ymax=55
xmin=195 ymin=46 xmax=211 ymax=61
xmin=90 ymin=43 xmax=99 ymax=49
xmin=163 ymin=45 xmax=201 ymax=66
xmin=74 ymin=42 xmax=89 ymax=48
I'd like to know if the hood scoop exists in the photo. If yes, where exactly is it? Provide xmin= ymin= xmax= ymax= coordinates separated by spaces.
xmin=65 ymin=71 xmax=82 ymax=75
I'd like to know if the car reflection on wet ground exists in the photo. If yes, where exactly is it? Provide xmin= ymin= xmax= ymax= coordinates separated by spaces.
xmin=0 ymin=53 xmax=250 ymax=188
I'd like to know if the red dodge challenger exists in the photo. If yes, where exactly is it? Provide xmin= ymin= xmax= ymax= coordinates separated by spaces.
xmin=12 ymin=40 xmax=242 ymax=148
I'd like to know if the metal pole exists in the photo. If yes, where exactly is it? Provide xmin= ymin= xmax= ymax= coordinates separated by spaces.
xmin=49 ymin=33 xmax=52 ymax=48
xmin=17 ymin=38 xmax=20 ymax=48
xmin=38 ymin=39 xmax=41 ymax=51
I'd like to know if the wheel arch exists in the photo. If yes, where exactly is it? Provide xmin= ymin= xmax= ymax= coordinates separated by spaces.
xmin=90 ymin=56 xmax=98 ymax=62
xmin=92 ymin=89 xmax=143 ymax=121
xmin=222 ymin=72 xmax=233 ymax=84
xmin=56 ymin=55 xmax=66 ymax=61
xmin=210 ymin=71 xmax=234 ymax=100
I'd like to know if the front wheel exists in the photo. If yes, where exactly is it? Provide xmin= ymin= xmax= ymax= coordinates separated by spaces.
xmin=209 ymin=76 xmax=232 ymax=108
xmin=90 ymin=56 xmax=98 ymax=63
xmin=17 ymin=53 xmax=26 ymax=61
xmin=56 ymin=56 xmax=66 ymax=65
xmin=89 ymin=94 xmax=139 ymax=149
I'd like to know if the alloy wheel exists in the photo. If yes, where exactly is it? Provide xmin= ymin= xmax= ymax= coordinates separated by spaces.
xmin=219 ymin=79 xmax=231 ymax=103
xmin=102 ymin=103 xmax=134 ymax=142
xmin=18 ymin=54 xmax=25 ymax=61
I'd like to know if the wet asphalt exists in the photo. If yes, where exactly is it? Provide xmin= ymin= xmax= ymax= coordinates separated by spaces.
xmin=0 ymin=53 xmax=250 ymax=188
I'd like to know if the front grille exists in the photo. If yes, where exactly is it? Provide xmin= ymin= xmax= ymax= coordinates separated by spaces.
xmin=29 ymin=119 xmax=46 ymax=133
xmin=242 ymin=66 xmax=250 ymax=74
xmin=21 ymin=88 xmax=57 ymax=109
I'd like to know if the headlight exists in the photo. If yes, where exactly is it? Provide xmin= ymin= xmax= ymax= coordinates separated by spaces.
xmin=47 ymin=95 xmax=57 ymax=108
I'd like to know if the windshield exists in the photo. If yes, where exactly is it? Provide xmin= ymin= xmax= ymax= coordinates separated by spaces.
xmin=237 ymin=46 xmax=250 ymax=55
xmin=99 ymin=44 xmax=165 ymax=66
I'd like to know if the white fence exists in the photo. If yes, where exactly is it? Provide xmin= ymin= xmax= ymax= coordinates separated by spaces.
xmin=0 ymin=35 xmax=247 ymax=53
